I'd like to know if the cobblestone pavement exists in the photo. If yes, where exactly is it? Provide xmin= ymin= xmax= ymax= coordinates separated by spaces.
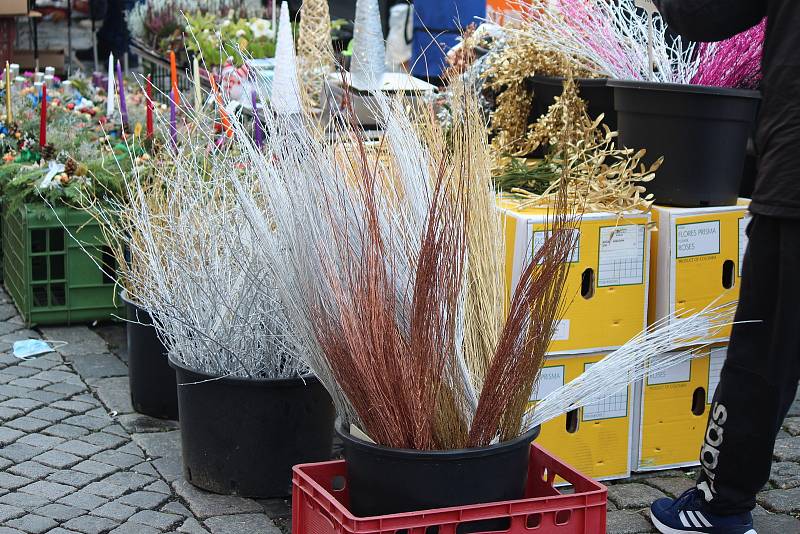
xmin=0 ymin=283 xmax=798 ymax=533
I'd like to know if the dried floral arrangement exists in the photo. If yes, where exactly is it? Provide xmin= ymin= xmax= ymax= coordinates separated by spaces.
xmin=518 ymin=0 xmax=764 ymax=89
xmin=494 ymin=78 xmax=658 ymax=215
xmin=0 ymin=73 xmax=150 ymax=210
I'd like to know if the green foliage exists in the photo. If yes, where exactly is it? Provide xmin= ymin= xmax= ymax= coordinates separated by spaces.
xmin=185 ymin=13 xmax=278 ymax=67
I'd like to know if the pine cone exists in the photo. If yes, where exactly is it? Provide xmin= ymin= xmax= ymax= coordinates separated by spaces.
xmin=64 ymin=157 xmax=78 ymax=176
xmin=41 ymin=143 xmax=56 ymax=161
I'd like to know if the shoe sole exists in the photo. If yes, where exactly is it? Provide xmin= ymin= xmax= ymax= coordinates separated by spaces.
xmin=651 ymin=514 xmax=757 ymax=534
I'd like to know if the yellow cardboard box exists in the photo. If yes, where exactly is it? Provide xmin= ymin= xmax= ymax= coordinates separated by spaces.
xmin=632 ymin=345 xmax=727 ymax=471
xmin=649 ymin=202 xmax=750 ymax=342
xmin=501 ymin=203 xmax=651 ymax=354
xmin=532 ymin=352 xmax=634 ymax=481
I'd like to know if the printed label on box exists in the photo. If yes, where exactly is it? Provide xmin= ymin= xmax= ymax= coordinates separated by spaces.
xmin=552 ymin=319 xmax=570 ymax=341
xmin=531 ymin=365 xmax=565 ymax=401
xmin=738 ymin=216 xmax=751 ymax=277
xmin=676 ymin=221 xmax=721 ymax=259
xmin=708 ymin=347 xmax=727 ymax=403
xmin=529 ymin=226 xmax=580 ymax=264
xmin=598 ymin=224 xmax=646 ymax=287
xmin=582 ymin=362 xmax=628 ymax=420
xmin=647 ymin=357 xmax=691 ymax=385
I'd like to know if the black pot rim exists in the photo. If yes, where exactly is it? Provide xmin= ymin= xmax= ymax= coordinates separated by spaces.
xmin=607 ymin=79 xmax=761 ymax=99
xmin=336 ymin=419 xmax=541 ymax=460
xmin=532 ymin=75 xmax=608 ymax=86
xmin=170 ymin=357 xmax=318 ymax=389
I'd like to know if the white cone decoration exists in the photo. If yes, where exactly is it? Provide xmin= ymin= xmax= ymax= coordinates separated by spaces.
xmin=271 ymin=1 xmax=302 ymax=115
xmin=350 ymin=0 xmax=386 ymax=91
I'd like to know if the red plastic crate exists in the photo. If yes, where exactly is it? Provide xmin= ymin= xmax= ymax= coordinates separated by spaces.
xmin=292 ymin=443 xmax=608 ymax=534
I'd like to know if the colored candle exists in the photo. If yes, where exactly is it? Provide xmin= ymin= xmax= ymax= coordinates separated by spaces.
xmin=169 ymin=50 xmax=180 ymax=105
xmin=5 ymin=61 xmax=11 ymax=123
xmin=146 ymin=75 xmax=153 ymax=138
xmin=116 ymin=60 xmax=128 ymax=128
xmin=170 ymin=87 xmax=177 ymax=150
xmin=193 ymin=57 xmax=201 ymax=112
xmin=208 ymin=75 xmax=232 ymax=138
xmin=251 ymin=90 xmax=262 ymax=148
xmin=40 ymin=84 xmax=47 ymax=148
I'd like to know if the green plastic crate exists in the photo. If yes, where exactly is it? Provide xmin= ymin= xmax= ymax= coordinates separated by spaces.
xmin=2 ymin=203 xmax=123 ymax=325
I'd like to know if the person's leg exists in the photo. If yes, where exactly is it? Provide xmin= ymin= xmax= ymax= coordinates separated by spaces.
xmin=697 ymin=215 xmax=800 ymax=515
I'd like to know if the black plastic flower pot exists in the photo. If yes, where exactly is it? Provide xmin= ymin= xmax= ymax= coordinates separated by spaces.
xmin=337 ymin=422 xmax=541 ymax=518
xmin=530 ymin=76 xmax=617 ymax=133
xmin=171 ymin=360 xmax=335 ymax=498
xmin=121 ymin=291 xmax=179 ymax=420
xmin=609 ymin=80 xmax=760 ymax=207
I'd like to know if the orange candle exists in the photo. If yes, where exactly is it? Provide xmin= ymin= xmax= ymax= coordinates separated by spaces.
xmin=169 ymin=50 xmax=180 ymax=105
xmin=208 ymin=75 xmax=232 ymax=138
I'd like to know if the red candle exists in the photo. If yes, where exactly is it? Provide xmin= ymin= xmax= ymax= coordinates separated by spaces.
xmin=40 ymin=84 xmax=47 ymax=148
xmin=146 ymin=75 xmax=153 ymax=138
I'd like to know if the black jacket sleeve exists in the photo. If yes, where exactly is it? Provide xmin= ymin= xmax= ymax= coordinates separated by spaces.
xmin=653 ymin=0 xmax=767 ymax=42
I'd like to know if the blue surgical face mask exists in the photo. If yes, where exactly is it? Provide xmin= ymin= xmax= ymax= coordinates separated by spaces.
xmin=13 ymin=339 xmax=55 ymax=360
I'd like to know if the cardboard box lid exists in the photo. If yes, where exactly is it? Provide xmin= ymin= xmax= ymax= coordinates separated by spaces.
xmin=0 ymin=0 xmax=29 ymax=16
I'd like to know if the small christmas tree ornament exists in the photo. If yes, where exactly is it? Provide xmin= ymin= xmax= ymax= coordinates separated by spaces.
xmin=271 ymin=2 xmax=303 ymax=115
xmin=350 ymin=0 xmax=386 ymax=91
xmin=298 ymin=0 xmax=334 ymax=107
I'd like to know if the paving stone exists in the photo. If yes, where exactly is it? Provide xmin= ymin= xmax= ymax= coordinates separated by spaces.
xmin=161 ymin=502 xmax=192 ymax=517
xmin=0 ymin=406 xmax=23 ymax=420
xmin=131 ymin=431 xmax=181 ymax=460
xmin=27 ymin=406 xmax=70 ymax=422
xmin=47 ymin=469 xmax=100 ymax=487
xmin=62 ymin=514 xmax=121 ymax=534
xmin=5 ymin=513 xmax=58 ymax=533
xmin=131 ymin=462 xmax=160 ymax=477
xmin=92 ymin=449 xmax=142 ymax=468
xmin=144 ymin=479 xmax=172 ymax=494
xmin=129 ymin=509 xmax=183 ymax=529
xmin=117 ymin=442 xmax=145 ymax=457
xmin=172 ymin=480 xmax=264 ymax=519
xmin=204 ymin=514 xmax=280 ymax=534
xmin=753 ymin=512 xmax=800 ymax=532
xmin=773 ymin=436 xmax=800 ymax=462
xmin=783 ymin=417 xmax=800 ymax=437
xmin=8 ymin=461 xmax=56 ymax=479
xmin=30 ymin=369 xmax=77 ymax=384
xmin=31 ymin=449 xmax=82 ymax=469
xmin=607 ymin=511 xmax=656 ymax=534
xmin=0 ymin=442 xmax=43 ymax=463
xmin=55 ymin=439 xmax=105 ymax=457
xmin=91 ymin=501 xmax=138 ymax=521
xmin=117 ymin=490 xmax=169 ymax=510
xmin=0 ymin=426 xmax=24 ymax=445
xmin=57 ymin=490 xmax=109 ymax=510
xmin=769 ymin=461 xmax=800 ymax=489
xmin=45 ymin=381 xmax=88 ymax=396
xmin=64 ymin=415 xmax=110 ymax=431
xmin=51 ymin=400 xmax=96 ymax=414
xmin=756 ymin=487 xmax=800 ymax=513
xmin=26 ymin=389 xmax=66 ymax=403
xmin=2 ymin=366 xmax=38 ymax=378
xmin=73 ymin=459 xmax=118 ymax=477
xmin=153 ymin=456 xmax=184 ymax=483
xmin=109 ymin=524 xmax=160 ymax=534
xmin=38 ymin=503 xmax=85 ymax=521
xmin=87 ymin=377 xmax=134 ymax=415
xmin=0 ymin=473 xmax=33 ymax=490
xmin=103 ymin=424 xmax=128 ymax=437
xmin=17 ymin=433 xmax=64 ymax=449
xmin=82 ymin=431 xmax=128 ymax=450
xmin=8 ymin=377 xmax=49 ymax=389
xmin=117 ymin=413 xmax=180 ymax=434
xmin=608 ymin=484 xmax=667 ymax=510
xmin=67 ymin=353 xmax=129 ymax=380
xmin=43 ymin=423 xmax=91 ymax=440
xmin=19 ymin=480 xmax=76 ymax=500
xmin=0 ymin=398 xmax=43 ymax=411
xmin=84 ymin=480 xmax=127 ymax=498
xmin=257 ymin=499 xmax=291 ymax=519
xmin=46 ymin=529 xmax=82 ymax=534
xmin=5 ymin=416 xmax=50 ymax=433
xmin=0 ymin=492 xmax=50 ymax=511
xmin=178 ymin=518 xmax=210 ymax=534
xmin=103 ymin=472 xmax=156 ymax=491
xmin=0 ymin=503 xmax=25 ymax=522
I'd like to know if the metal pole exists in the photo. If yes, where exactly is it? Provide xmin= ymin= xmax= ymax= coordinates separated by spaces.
xmin=91 ymin=1 xmax=98 ymax=71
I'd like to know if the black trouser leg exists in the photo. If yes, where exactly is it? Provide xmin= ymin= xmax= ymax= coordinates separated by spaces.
xmin=697 ymin=215 xmax=800 ymax=515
